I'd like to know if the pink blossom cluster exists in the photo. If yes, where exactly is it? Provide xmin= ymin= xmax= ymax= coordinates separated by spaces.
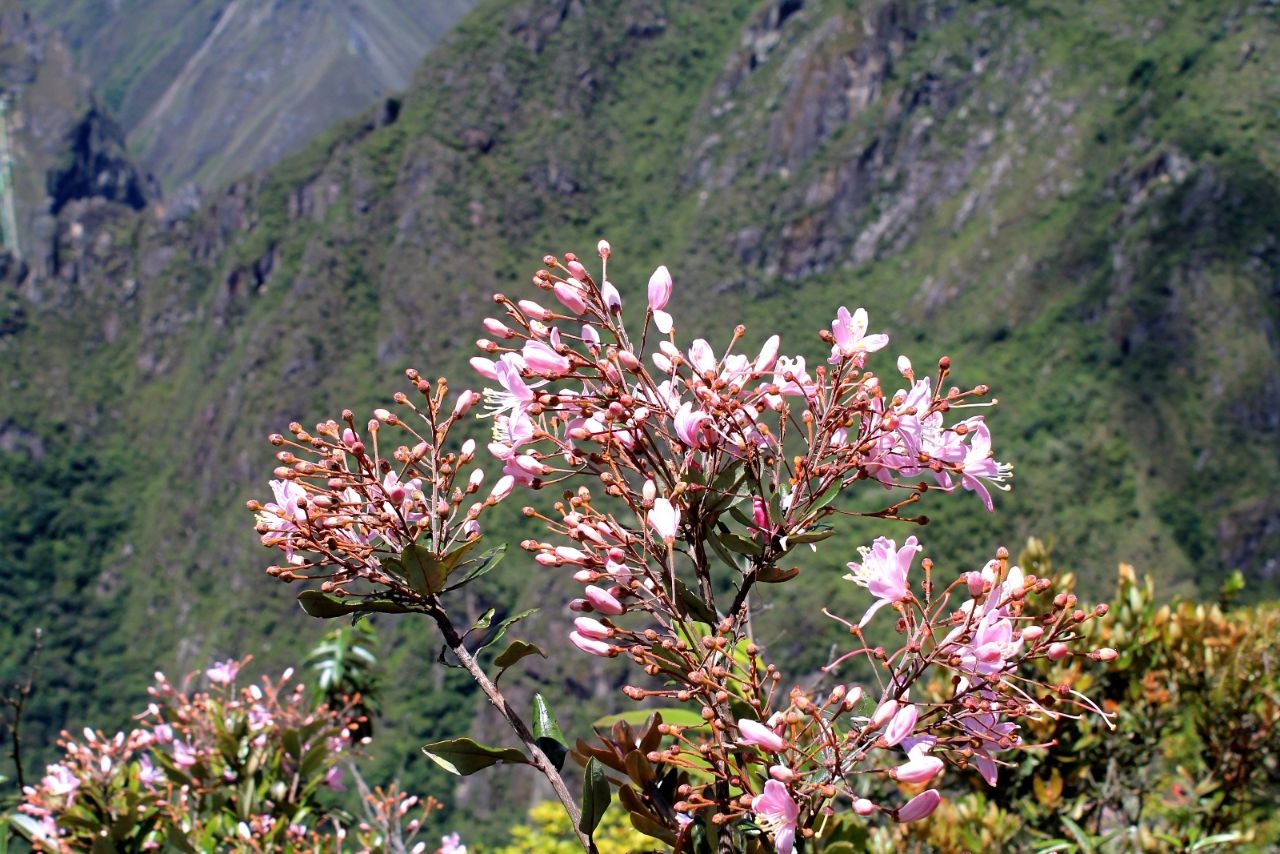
xmin=17 ymin=660 xmax=435 ymax=852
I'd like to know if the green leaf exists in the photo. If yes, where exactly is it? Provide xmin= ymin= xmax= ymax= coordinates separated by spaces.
xmin=1059 ymin=816 xmax=1096 ymax=853
xmin=393 ymin=543 xmax=448 ymax=596
xmin=443 ymin=545 xmax=507 ymax=591
xmin=533 ymin=693 xmax=568 ymax=771
xmin=594 ymin=708 xmax=707 ymax=729
xmin=440 ymin=537 xmax=482 ymax=574
xmin=494 ymin=639 xmax=547 ymax=669
xmin=674 ymin=578 xmax=718 ymax=624
xmin=717 ymin=527 xmax=762 ymax=557
xmin=421 ymin=737 xmax=529 ymax=775
xmin=784 ymin=525 xmax=835 ymax=545
xmin=297 ymin=590 xmax=409 ymax=618
xmin=579 ymin=757 xmax=612 ymax=838
xmin=475 ymin=608 xmax=538 ymax=654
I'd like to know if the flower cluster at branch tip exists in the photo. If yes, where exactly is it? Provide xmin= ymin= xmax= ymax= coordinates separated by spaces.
xmin=247 ymin=240 xmax=1115 ymax=852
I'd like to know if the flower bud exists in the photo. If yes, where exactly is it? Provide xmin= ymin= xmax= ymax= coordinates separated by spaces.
xmin=893 ymin=752 xmax=943 ymax=785
xmin=569 ymin=631 xmax=614 ymax=657
xmin=871 ymin=698 xmax=899 ymax=729
xmin=895 ymin=789 xmax=941 ymax=823
xmin=567 ymin=260 xmax=589 ymax=280
xmin=647 ymin=265 xmax=673 ymax=311
xmin=853 ymin=798 xmax=876 ymax=816
xmin=600 ymin=281 xmax=622 ymax=312
xmin=483 ymin=318 xmax=515 ymax=338
xmin=518 ymin=299 xmax=553 ymax=320
xmin=1093 ymin=647 xmax=1118 ymax=661
xmin=736 ymin=719 xmax=787 ymax=752
xmin=553 ymin=281 xmax=588 ymax=314
xmin=584 ymin=585 xmax=625 ymax=615
xmin=966 ymin=571 xmax=985 ymax=598
xmin=597 ymin=239 xmax=611 ymax=259
xmin=574 ymin=617 xmax=611 ymax=640
xmin=1022 ymin=625 xmax=1044 ymax=642
xmin=1047 ymin=642 xmax=1069 ymax=661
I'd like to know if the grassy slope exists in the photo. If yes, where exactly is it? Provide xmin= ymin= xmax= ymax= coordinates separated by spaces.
xmin=1 ymin=0 xmax=1276 ymax=837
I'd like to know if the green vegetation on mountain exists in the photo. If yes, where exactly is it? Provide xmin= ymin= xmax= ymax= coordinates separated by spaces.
xmin=20 ymin=0 xmax=475 ymax=192
xmin=1 ymin=0 xmax=1277 ymax=840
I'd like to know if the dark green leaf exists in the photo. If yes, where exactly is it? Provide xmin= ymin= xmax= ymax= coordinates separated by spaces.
xmin=443 ymin=545 xmax=507 ymax=591
xmin=594 ymin=708 xmax=707 ymax=729
xmin=475 ymin=608 xmax=538 ymax=654
xmin=297 ymin=590 xmax=409 ymax=619
xmin=394 ymin=543 xmax=448 ymax=596
xmin=440 ymin=537 xmax=482 ymax=574
xmin=579 ymin=757 xmax=612 ymax=838
xmin=533 ymin=693 xmax=568 ymax=771
xmin=717 ymin=527 xmax=762 ymax=557
xmin=421 ymin=737 xmax=529 ymax=775
xmin=785 ymin=525 xmax=835 ymax=545
xmin=674 ymin=578 xmax=718 ymax=624
xmin=494 ymin=639 xmax=547 ymax=669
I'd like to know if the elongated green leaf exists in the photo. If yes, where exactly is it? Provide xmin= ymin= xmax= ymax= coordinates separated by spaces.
xmin=440 ymin=537 xmax=482 ymax=574
xmin=594 ymin=708 xmax=707 ymax=729
xmin=533 ymin=693 xmax=568 ymax=771
xmin=297 ymin=590 xmax=409 ymax=618
xmin=1059 ymin=816 xmax=1095 ymax=853
xmin=579 ymin=757 xmax=612 ymax=837
xmin=707 ymin=526 xmax=744 ymax=570
xmin=784 ymin=526 xmax=835 ymax=545
xmin=674 ymin=578 xmax=718 ymax=624
xmin=443 ymin=545 xmax=507 ymax=591
xmin=476 ymin=608 xmax=538 ymax=654
xmin=421 ymin=737 xmax=529 ymax=775
xmin=717 ymin=528 xmax=762 ymax=557
xmin=494 ymin=639 xmax=547 ymax=669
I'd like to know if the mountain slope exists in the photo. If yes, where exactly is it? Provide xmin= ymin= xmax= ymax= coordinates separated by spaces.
xmin=21 ymin=0 xmax=475 ymax=192
xmin=1 ymin=0 xmax=1276 ymax=833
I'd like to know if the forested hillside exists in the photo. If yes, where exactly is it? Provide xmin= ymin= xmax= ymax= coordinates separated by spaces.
xmin=1 ymin=0 xmax=1276 ymax=836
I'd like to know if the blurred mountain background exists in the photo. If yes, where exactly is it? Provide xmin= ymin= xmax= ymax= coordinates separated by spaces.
xmin=0 ymin=0 xmax=1276 ymax=841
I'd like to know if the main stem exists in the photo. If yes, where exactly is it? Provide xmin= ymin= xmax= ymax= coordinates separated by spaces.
xmin=431 ymin=607 xmax=597 ymax=854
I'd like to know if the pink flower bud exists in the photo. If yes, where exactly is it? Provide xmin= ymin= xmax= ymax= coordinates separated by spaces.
xmin=871 ymin=699 xmax=899 ymax=729
xmin=1047 ymin=642 xmax=1069 ymax=661
xmin=642 ymin=479 xmax=656 ymax=502
xmin=582 ymin=324 xmax=601 ymax=346
xmin=483 ymin=318 xmax=515 ymax=338
xmin=737 ymin=719 xmax=787 ymax=752
xmin=584 ymin=585 xmax=625 ymax=615
xmin=568 ymin=598 xmax=590 ymax=612
xmin=895 ymin=789 xmax=941 ymax=823
xmin=470 ymin=357 xmax=498 ymax=379
xmin=374 ymin=408 xmax=393 ymax=423
xmin=553 ymin=281 xmax=588 ymax=314
xmin=893 ymin=751 xmax=943 ymax=784
xmin=453 ymin=391 xmax=478 ymax=417
xmin=647 ymin=498 xmax=680 ymax=544
xmin=618 ymin=350 xmax=640 ymax=371
xmin=567 ymin=260 xmax=589 ymax=280
xmin=597 ymin=239 xmax=611 ymax=259
xmin=653 ymin=309 xmax=673 ymax=334
xmin=600 ymin=281 xmax=622 ymax=311
xmin=569 ymin=631 xmax=614 ymax=657
xmin=574 ymin=617 xmax=611 ymax=640
xmin=1094 ymin=647 xmax=1118 ymax=661
xmin=518 ymin=299 xmax=552 ymax=320
xmin=1022 ymin=625 xmax=1044 ymax=642
xmin=461 ymin=438 xmax=476 ymax=458
xmin=572 ymin=569 xmax=596 ymax=582
xmin=342 ymin=428 xmax=358 ymax=446
xmin=754 ymin=335 xmax=780 ymax=374
xmin=897 ymin=355 xmax=913 ymax=377
xmin=966 ymin=571 xmax=985 ymax=598
xmin=769 ymin=765 xmax=795 ymax=781
xmin=647 ymin=265 xmax=672 ymax=311
xmin=514 ymin=455 xmax=549 ymax=476
xmin=883 ymin=703 xmax=919 ymax=747
xmin=523 ymin=340 xmax=572 ymax=377
xmin=853 ymin=798 xmax=876 ymax=816
xmin=489 ymin=475 xmax=515 ymax=502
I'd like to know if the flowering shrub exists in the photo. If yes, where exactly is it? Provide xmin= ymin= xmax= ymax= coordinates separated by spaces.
xmin=248 ymin=243 xmax=1114 ymax=852
xmin=14 ymin=658 xmax=437 ymax=851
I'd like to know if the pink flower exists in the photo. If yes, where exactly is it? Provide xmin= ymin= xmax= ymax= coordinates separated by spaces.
xmin=647 ymin=498 xmax=680 ymax=544
xmin=440 ymin=832 xmax=468 ymax=854
xmin=828 ymin=306 xmax=888 ymax=363
xmin=325 ymin=765 xmax=346 ymax=791
xmin=584 ymin=585 xmax=626 ymax=615
xmin=750 ymin=780 xmax=799 ymax=854
xmin=673 ymin=402 xmax=717 ymax=449
xmin=895 ymin=789 xmax=941 ymax=823
xmin=737 ymin=718 xmax=787 ymax=752
xmin=647 ymin=265 xmax=672 ymax=311
xmin=137 ymin=755 xmax=165 ymax=788
xmin=205 ymin=659 xmax=239 ymax=684
xmin=569 ymin=631 xmax=614 ymax=657
xmin=41 ymin=763 xmax=79 ymax=798
xmin=172 ymin=740 xmax=197 ymax=768
xmin=844 ymin=536 xmax=921 ymax=626
xmin=957 ymin=420 xmax=1012 ymax=511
